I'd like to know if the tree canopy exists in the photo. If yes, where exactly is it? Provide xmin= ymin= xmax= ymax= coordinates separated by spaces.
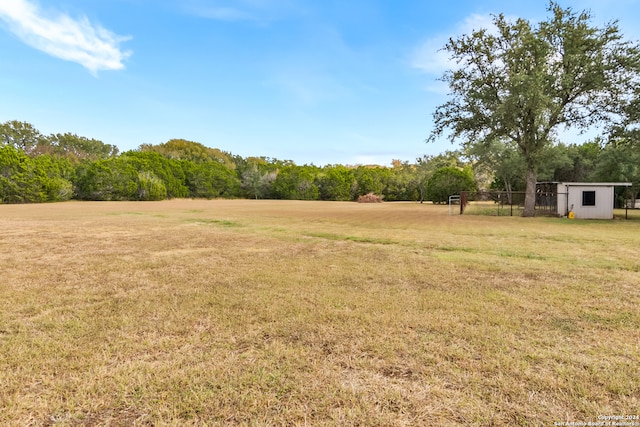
xmin=3 ymin=118 xmax=640 ymax=207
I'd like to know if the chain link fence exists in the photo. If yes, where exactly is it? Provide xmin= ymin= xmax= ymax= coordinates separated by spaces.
xmin=458 ymin=190 xmax=564 ymax=216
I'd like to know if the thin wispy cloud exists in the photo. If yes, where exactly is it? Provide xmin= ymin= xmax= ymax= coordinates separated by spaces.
xmin=411 ymin=13 xmax=497 ymax=76
xmin=269 ymin=66 xmax=349 ymax=107
xmin=0 ymin=0 xmax=131 ymax=74
xmin=196 ymin=6 xmax=253 ymax=21
xmin=185 ymin=0 xmax=299 ymax=23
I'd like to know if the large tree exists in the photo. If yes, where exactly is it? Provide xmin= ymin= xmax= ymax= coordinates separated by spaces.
xmin=139 ymin=139 xmax=235 ymax=169
xmin=0 ymin=120 xmax=45 ymax=155
xmin=48 ymin=133 xmax=118 ymax=161
xmin=429 ymin=2 xmax=640 ymax=216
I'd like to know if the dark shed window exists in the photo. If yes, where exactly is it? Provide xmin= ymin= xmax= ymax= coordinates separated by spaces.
xmin=582 ymin=190 xmax=596 ymax=206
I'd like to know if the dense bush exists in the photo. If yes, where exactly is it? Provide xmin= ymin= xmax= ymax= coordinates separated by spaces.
xmin=352 ymin=166 xmax=389 ymax=200
xmin=426 ymin=166 xmax=476 ymax=204
xmin=137 ymin=171 xmax=168 ymax=201
xmin=74 ymin=158 xmax=139 ymax=201
xmin=0 ymin=145 xmax=73 ymax=203
xmin=182 ymin=160 xmax=241 ymax=199
xmin=272 ymin=165 xmax=320 ymax=200
xmin=316 ymin=165 xmax=354 ymax=201
xmin=120 ymin=151 xmax=189 ymax=198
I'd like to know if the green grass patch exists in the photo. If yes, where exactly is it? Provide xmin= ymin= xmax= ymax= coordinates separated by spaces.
xmin=189 ymin=218 xmax=243 ymax=227
xmin=305 ymin=232 xmax=396 ymax=245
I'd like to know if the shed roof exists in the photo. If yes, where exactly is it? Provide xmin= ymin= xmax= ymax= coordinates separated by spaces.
xmin=558 ymin=182 xmax=632 ymax=187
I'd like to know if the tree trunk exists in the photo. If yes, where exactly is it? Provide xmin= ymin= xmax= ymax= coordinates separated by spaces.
xmin=522 ymin=167 xmax=537 ymax=217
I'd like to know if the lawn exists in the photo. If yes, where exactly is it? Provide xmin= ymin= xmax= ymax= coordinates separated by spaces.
xmin=0 ymin=200 xmax=638 ymax=426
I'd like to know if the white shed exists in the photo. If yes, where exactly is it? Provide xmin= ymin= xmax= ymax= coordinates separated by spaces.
xmin=556 ymin=182 xmax=632 ymax=219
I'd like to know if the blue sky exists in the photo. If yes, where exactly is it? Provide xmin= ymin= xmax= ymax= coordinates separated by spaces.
xmin=1 ymin=0 xmax=639 ymax=166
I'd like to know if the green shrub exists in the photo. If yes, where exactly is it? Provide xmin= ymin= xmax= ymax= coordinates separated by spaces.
xmin=426 ymin=166 xmax=475 ymax=204
xmin=74 ymin=158 xmax=138 ymax=201
xmin=137 ymin=171 xmax=168 ymax=201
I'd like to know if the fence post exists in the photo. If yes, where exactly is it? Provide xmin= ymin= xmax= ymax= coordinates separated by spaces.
xmin=460 ymin=192 xmax=468 ymax=214
xmin=449 ymin=195 xmax=461 ymax=215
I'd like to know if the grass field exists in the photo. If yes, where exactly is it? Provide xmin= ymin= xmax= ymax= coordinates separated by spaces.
xmin=1 ymin=200 xmax=639 ymax=426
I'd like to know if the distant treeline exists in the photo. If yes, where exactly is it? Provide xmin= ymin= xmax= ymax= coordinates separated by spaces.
xmin=1 ymin=120 xmax=638 ymax=204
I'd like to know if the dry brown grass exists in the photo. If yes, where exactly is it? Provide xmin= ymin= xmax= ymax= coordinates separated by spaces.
xmin=0 ymin=200 xmax=639 ymax=426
